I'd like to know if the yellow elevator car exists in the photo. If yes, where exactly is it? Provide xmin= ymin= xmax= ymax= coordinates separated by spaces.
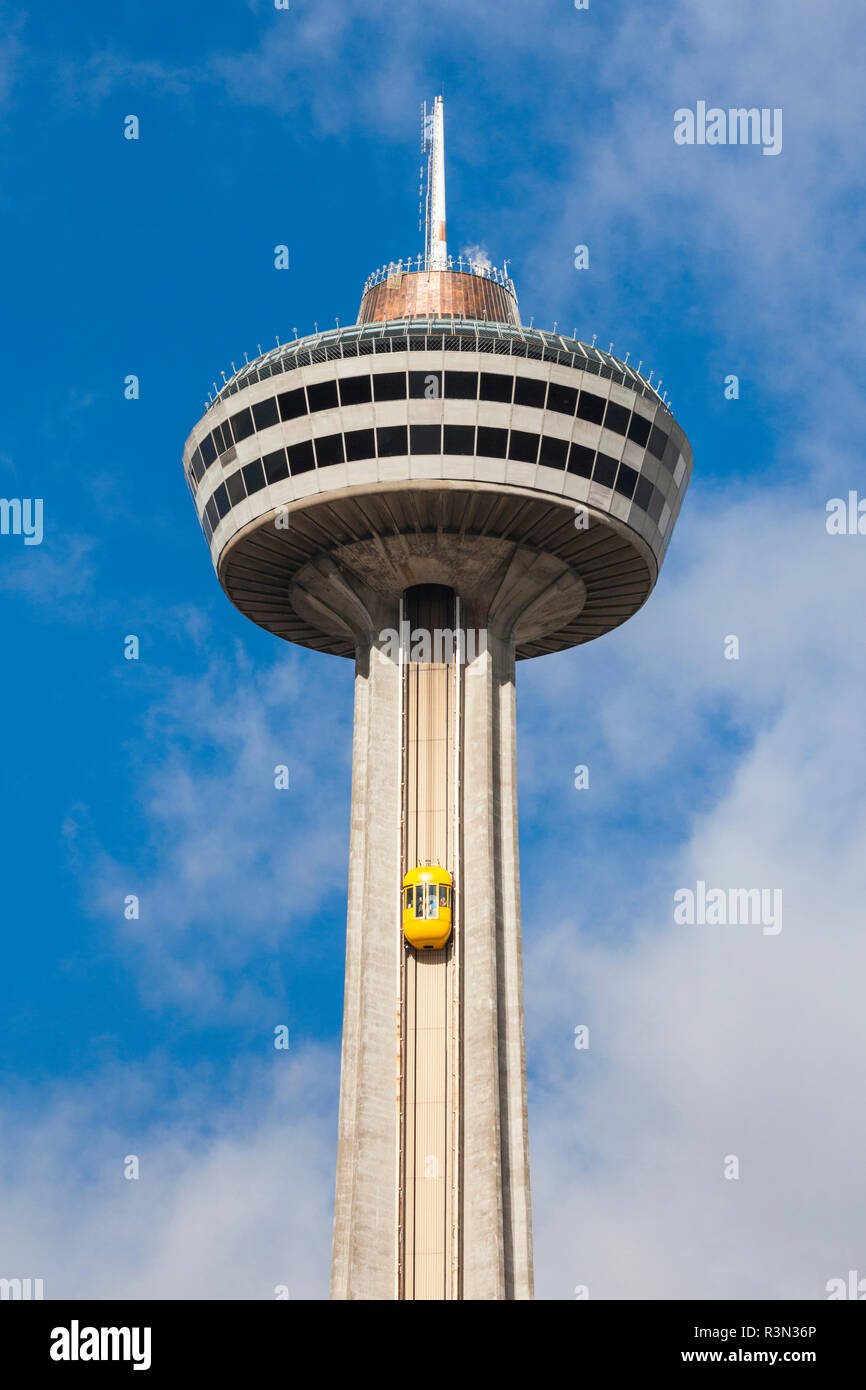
xmin=402 ymin=866 xmax=453 ymax=950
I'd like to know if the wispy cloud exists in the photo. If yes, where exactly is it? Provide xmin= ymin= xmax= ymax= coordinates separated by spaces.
xmin=520 ymin=483 xmax=866 ymax=1298
xmin=0 ymin=1048 xmax=337 ymax=1298
xmin=73 ymin=647 xmax=353 ymax=1019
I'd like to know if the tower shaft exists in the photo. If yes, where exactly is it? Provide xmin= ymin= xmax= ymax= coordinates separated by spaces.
xmin=329 ymin=586 xmax=533 ymax=1299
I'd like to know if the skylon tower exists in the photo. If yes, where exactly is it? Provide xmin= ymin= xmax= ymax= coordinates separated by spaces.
xmin=181 ymin=96 xmax=693 ymax=1299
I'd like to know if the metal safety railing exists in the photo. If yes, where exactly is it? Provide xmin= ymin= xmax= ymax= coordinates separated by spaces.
xmin=362 ymin=254 xmax=517 ymax=299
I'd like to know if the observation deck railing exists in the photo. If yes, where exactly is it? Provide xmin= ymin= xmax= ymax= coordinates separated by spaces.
xmin=362 ymin=254 xmax=517 ymax=300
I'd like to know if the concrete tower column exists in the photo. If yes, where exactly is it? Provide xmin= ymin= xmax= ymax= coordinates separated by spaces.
xmin=330 ymin=630 xmax=402 ymax=1300
xmin=461 ymin=630 xmax=533 ymax=1300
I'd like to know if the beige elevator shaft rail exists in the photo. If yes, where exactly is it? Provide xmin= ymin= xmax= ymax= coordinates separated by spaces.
xmin=399 ymin=588 xmax=460 ymax=1300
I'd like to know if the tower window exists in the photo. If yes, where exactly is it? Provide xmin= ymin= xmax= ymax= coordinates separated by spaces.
xmin=252 ymin=397 xmax=279 ymax=431
xmin=567 ymin=443 xmax=594 ymax=477
xmin=263 ymin=448 xmax=289 ymax=483
xmin=278 ymin=388 xmax=307 ymax=421
xmin=508 ymin=430 xmax=540 ymax=464
xmin=614 ymin=463 xmax=638 ymax=499
xmin=230 ymin=407 xmax=255 ymax=442
xmin=226 ymin=470 xmax=246 ymax=506
xmin=647 ymin=424 xmax=668 ymax=459
xmin=479 ymin=372 xmax=513 ymax=403
xmin=539 ymin=436 xmax=568 ymax=470
xmin=477 ymin=426 xmax=508 ymax=458
xmin=288 ymin=440 xmax=315 ymax=474
xmin=514 ymin=377 xmax=546 ymax=409
xmin=213 ymin=482 xmax=230 ymax=519
xmin=576 ymin=390 xmax=606 ymax=425
xmin=547 ymin=383 xmax=578 ymax=417
xmin=307 ymin=380 xmax=339 ymax=413
xmin=410 ymin=425 xmax=442 ymax=454
xmin=633 ymin=475 xmax=654 ymax=512
xmin=376 ymin=425 xmax=408 ymax=457
xmin=627 ymin=413 xmax=651 ymax=448
xmin=603 ymin=401 xmax=630 ymax=436
xmin=344 ymin=428 xmax=376 ymax=462
xmin=339 ymin=375 xmax=372 ymax=406
xmin=314 ymin=433 xmax=345 ymax=467
xmin=200 ymin=434 xmax=217 ymax=468
xmin=593 ymin=453 xmax=618 ymax=489
xmin=242 ymin=459 xmax=266 ymax=495
xmin=444 ymin=371 xmax=477 ymax=399
xmin=443 ymin=425 xmax=475 ymax=455
xmin=372 ymin=372 xmax=406 ymax=402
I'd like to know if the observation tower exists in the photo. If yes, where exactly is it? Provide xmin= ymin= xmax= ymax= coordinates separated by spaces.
xmin=181 ymin=95 xmax=693 ymax=1300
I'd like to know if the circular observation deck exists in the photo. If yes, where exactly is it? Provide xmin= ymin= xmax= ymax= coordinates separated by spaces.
xmin=182 ymin=319 xmax=693 ymax=660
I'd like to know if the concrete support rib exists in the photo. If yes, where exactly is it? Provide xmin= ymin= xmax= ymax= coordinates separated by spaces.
xmin=460 ymin=630 xmax=534 ymax=1300
xmin=331 ymin=628 xmax=402 ymax=1301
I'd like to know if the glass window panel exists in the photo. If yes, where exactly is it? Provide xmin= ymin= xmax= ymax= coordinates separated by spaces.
xmin=479 ymin=372 xmax=513 ymax=403
xmin=410 ymin=424 xmax=441 ymax=454
xmin=307 ymin=380 xmax=339 ymax=413
xmin=214 ymin=483 xmax=230 ymax=519
xmin=263 ymin=448 xmax=288 ymax=484
xmin=514 ymin=377 xmax=546 ymax=409
xmin=539 ymin=436 xmax=568 ymax=470
xmin=252 ymin=397 xmax=279 ymax=431
xmin=647 ymin=424 xmax=668 ymax=459
xmin=200 ymin=434 xmax=217 ymax=467
xmin=567 ymin=442 xmax=595 ymax=477
xmin=376 ymin=424 xmax=408 ymax=457
xmin=278 ymin=387 xmax=307 ymax=421
xmin=443 ymin=371 xmax=477 ymax=399
xmin=338 ymin=375 xmax=372 ymax=406
xmin=443 ymin=424 xmax=475 ymax=455
xmin=633 ymin=475 xmax=654 ymax=512
xmin=344 ymin=428 xmax=376 ymax=462
xmin=614 ymin=462 xmax=638 ymax=499
xmin=547 ymin=382 xmax=578 ymax=416
xmin=603 ymin=401 xmax=630 ymax=436
xmin=372 ymin=371 xmax=406 ymax=402
xmin=230 ymin=407 xmax=255 ymax=442
xmin=226 ymin=470 xmax=246 ymax=506
xmin=627 ymin=413 xmax=651 ymax=448
xmin=477 ymin=426 xmax=508 ymax=458
xmin=508 ymin=429 xmax=539 ymax=463
xmin=242 ymin=459 xmax=266 ymax=495
xmin=576 ymin=390 xmax=606 ymax=424
xmin=593 ymin=453 xmax=618 ymax=488
xmin=314 ymin=432 xmax=344 ymax=467
xmin=288 ymin=440 xmax=315 ymax=474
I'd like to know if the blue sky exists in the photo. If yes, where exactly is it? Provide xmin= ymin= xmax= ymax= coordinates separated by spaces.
xmin=1 ymin=0 xmax=865 ymax=1299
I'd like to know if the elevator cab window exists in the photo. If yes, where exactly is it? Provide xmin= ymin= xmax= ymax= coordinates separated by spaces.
xmin=402 ymin=866 xmax=453 ymax=951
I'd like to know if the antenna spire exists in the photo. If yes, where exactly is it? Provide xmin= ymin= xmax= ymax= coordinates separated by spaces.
xmin=423 ymin=95 xmax=447 ymax=269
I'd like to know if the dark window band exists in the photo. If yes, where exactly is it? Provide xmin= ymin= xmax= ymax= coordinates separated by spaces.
xmin=199 ymin=427 xmax=669 ymax=535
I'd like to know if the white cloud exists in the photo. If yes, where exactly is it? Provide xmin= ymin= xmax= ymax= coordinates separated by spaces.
xmin=0 ymin=1049 xmax=337 ymax=1298
xmin=520 ymin=485 xmax=866 ymax=1298
xmin=72 ymin=648 xmax=354 ymax=1020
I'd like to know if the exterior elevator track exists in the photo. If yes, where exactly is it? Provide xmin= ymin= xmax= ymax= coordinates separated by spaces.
xmin=398 ymin=585 xmax=461 ymax=1300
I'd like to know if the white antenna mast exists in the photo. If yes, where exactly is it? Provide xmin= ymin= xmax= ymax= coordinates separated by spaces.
xmin=423 ymin=95 xmax=447 ymax=270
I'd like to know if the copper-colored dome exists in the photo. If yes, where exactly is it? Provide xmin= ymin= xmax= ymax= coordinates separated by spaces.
xmin=359 ymin=265 xmax=520 ymax=326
